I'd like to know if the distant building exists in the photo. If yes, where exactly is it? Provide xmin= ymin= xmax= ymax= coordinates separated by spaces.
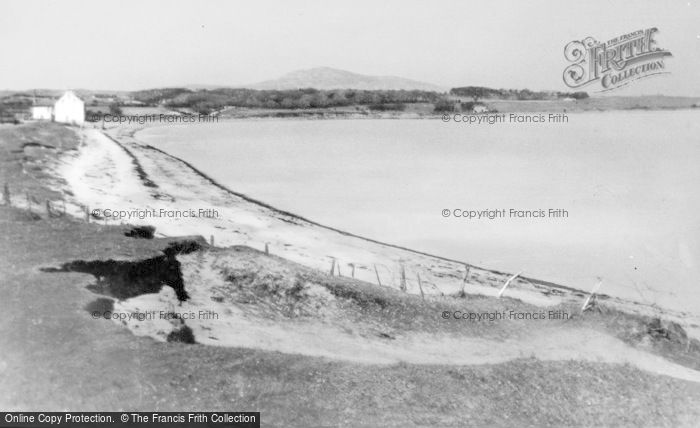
xmin=30 ymin=91 xmax=85 ymax=125
xmin=31 ymin=105 xmax=53 ymax=120
xmin=53 ymin=91 xmax=85 ymax=125
xmin=473 ymin=104 xmax=488 ymax=113
xmin=31 ymin=95 xmax=55 ymax=120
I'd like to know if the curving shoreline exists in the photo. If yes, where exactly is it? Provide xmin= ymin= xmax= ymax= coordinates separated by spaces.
xmin=42 ymin=123 xmax=700 ymax=341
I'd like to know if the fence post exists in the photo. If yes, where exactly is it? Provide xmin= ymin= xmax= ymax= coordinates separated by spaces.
xmin=45 ymin=200 xmax=51 ymax=218
xmin=265 ymin=243 xmax=269 ymax=255
xmin=400 ymin=264 xmax=407 ymax=292
xmin=581 ymin=279 xmax=603 ymax=313
xmin=337 ymin=263 xmax=342 ymax=277
xmin=210 ymin=235 xmax=214 ymax=246
xmin=349 ymin=263 xmax=355 ymax=278
xmin=85 ymin=206 xmax=90 ymax=223
xmin=2 ymin=183 xmax=10 ymax=206
xmin=461 ymin=265 xmax=471 ymax=295
xmin=498 ymin=271 xmax=522 ymax=298
xmin=374 ymin=264 xmax=382 ymax=287
xmin=416 ymin=272 xmax=425 ymax=300
xmin=329 ymin=258 xmax=336 ymax=276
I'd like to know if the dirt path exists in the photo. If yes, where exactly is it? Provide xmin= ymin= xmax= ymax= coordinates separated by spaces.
xmin=114 ymin=289 xmax=700 ymax=383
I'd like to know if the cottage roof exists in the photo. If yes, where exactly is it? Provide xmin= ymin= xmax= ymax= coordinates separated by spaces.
xmin=57 ymin=91 xmax=84 ymax=103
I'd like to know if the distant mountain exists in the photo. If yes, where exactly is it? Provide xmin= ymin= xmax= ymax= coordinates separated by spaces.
xmin=249 ymin=67 xmax=445 ymax=92
xmin=184 ymin=84 xmax=229 ymax=90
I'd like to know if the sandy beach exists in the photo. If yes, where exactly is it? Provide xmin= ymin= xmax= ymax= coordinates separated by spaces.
xmin=52 ymin=126 xmax=700 ymax=304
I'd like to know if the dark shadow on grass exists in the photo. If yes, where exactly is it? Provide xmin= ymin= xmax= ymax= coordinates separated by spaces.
xmin=41 ymin=239 xmax=203 ymax=302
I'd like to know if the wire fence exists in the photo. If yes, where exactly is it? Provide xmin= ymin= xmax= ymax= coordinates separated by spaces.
xmin=1 ymin=181 xmax=630 ymax=313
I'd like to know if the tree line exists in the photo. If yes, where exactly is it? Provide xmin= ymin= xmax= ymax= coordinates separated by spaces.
xmin=450 ymin=86 xmax=589 ymax=101
xmin=132 ymin=88 xmax=442 ymax=114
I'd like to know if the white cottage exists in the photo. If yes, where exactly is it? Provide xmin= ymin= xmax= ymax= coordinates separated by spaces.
xmin=53 ymin=91 xmax=85 ymax=125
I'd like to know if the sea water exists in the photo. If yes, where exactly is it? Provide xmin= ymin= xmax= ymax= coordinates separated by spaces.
xmin=138 ymin=110 xmax=700 ymax=314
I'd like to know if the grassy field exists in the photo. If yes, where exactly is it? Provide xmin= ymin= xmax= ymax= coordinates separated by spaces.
xmin=2 ymin=122 xmax=700 ymax=426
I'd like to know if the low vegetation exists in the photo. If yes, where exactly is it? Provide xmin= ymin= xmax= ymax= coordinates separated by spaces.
xmin=451 ymin=86 xmax=589 ymax=101
xmin=131 ymin=87 xmax=441 ymax=114
xmin=131 ymin=86 xmax=590 ymax=115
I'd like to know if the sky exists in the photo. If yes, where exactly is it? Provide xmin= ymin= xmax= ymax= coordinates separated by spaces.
xmin=1 ymin=0 xmax=699 ymax=95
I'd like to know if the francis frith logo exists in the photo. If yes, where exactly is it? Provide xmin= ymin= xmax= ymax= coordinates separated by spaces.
xmin=563 ymin=28 xmax=672 ymax=92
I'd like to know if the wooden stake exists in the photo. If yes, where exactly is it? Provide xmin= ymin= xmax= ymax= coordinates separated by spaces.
xmin=498 ymin=271 xmax=522 ymax=298
xmin=374 ymin=264 xmax=382 ymax=287
xmin=85 ymin=206 xmax=90 ymax=223
xmin=210 ymin=235 xmax=214 ymax=246
xmin=461 ymin=265 xmax=471 ymax=294
xmin=400 ymin=264 xmax=407 ymax=292
xmin=581 ymin=279 xmax=603 ymax=313
xmin=265 ymin=243 xmax=269 ymax=254
xmin=2 ymin=183 xmax=10 ymax=206
xmin=416 ymin=272 xmax=425 ymax=300
xmin=329 ymin=258 xmax=336 ymax=276
xmin=349 ymin=263 xmax=356 ymax=278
